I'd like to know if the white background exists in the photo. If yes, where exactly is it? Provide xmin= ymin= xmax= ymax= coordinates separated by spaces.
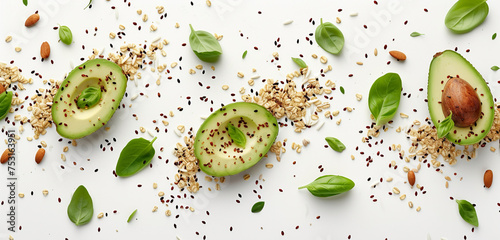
xmin=1 ymin=0 xmax=500 ymax=239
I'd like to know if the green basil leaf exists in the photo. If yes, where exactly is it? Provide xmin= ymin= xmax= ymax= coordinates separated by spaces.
xmin=340 ymin=86 xmax=345 ymax=94
xmin=492 ymin=33 xmax=497 ymax=40
xmin=437 ymin=113 xmax=455 ymax=138
xmin=127 ymin=209 xmax=137 ymax=222
xmin=291 ymin=57 xmax=307 ymax=68
xmin=22 ymin=0 xmax=28 ymax=6
xmin=0 ymin=91 xmax=13 ymax=120
xmin=77 ymin=86 xmax=101 ymax=109
xmin=445 ymin=0 xmax=488 ymax=34
xmin=456 ymin=199 xmax=478 ymax=227
xmin=59 ymin=25 xmax=73 ymax=45
xmin=84 ymin=0 xmax=93 ymax=9
xmin=299 ymin=175 xmax=355 ymax=197
xmin=368 ymin=72 xmax=402 ymax=126
xmin=410 ymin=32 xmax=424 ymax=37
xmin=116 ymin=137 xmax=157 ymax=177
xmin=242 ymin=50 xmax=248 ymax=59
xmin=315 ymin=18 xmax=344 ymax=55
xmin=227 ymin=123 xmax=246 ymax=148
xmin=491 ymin=66 xmax=499 ymax=71
xmin=189 ymin=24 xmax=222 ymax=62
xmin=325 ymin=137 xmax=346 ymax=152
xmin=251 ymin=201 xmax=265 ymax=213
xmin=67 ymin=185 xmax=93 ymax=226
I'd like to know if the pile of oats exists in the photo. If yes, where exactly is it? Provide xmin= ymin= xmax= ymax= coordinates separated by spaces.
xmin=406 ymin=104 xmax=500 ymax=166
xmin=173 ymin=135 xmax=200 ymax=193
xmin=242 ymin=69 xmax=332 ymax=133
xmin=28 ymin=80 xmax=59 ymax=140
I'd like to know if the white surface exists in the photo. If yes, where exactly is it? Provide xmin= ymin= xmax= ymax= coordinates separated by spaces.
xmin=1 ymin=0 xmax=500 ymax=239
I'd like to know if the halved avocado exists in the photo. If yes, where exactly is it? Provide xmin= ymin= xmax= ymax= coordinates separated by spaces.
xmin=428 ymin=50 xmax=495 ymax=145
xmin=194 ymin=102 xmax=279 ymax=177
xmin=52 ymin=59 xmax=127 ymax=139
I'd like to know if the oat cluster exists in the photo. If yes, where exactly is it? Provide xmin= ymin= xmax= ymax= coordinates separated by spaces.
xmin=242 ymin=69 xmax=332 ymax=133
xmin=28 ymin=81 xmax=59 ymax=139
xmin=173 ymin=135 xmax=200 ymax=193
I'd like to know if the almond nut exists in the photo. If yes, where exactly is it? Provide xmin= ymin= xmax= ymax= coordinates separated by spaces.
xmin=40 ymin=42 xmax=50 ymax=59
xmin=389 ymin=50 xmax=406 ymax=61
xmin=408 ymin=170 xmax=416 ymax=186
xmin=0 ymin=84 xmax=6 ymax=94
xmin=1 ymin=149 xmax=13 ymax=164
xmin=35 ymin=148 xmax=45 ymax=164
xmin=25 ymin=13 xmax=40 ymax=27
xmin=484 ymin=169 xmax=493 ymax=188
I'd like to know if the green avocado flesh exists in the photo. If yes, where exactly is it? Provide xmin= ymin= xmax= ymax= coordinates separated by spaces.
xmin=194 ymin=102 xmax=279 ymax=177
xmin=428 ymin=50 xmax=494 ymax=145
xmin=52 ymin=59 xmax=127 ymax=139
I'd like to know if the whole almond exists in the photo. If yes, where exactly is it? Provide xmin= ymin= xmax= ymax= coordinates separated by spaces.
xmin=484 ymin=169 xmax=493 ymax=188
xmin=1 ymin=149 xmax=13 ymax=164
xmin=408 ymin=170 xmax=416 ymax=186
xmin=389 ymin=50 xmax=407 ymax=61
xmin=0 ymin=84 xmax=5 ymax=94
xmin=35 ymin=148 xmax=45 ymax=164
xmin=40 ymin=42 xmax=50 ymax=59
xmin=25 ymin=13 xmax=40 ymax=27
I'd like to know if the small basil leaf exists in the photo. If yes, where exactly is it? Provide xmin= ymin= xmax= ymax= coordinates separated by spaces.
xmin=299 ymin=175 xmax=355 ymax=197
xmin=242 ymin=50 xmax=248 ymax=59
xmin=116 ymin=137 xmax=157 ymax=177
xmin=340 ymin=86 xmax=345 ymax=94
xmin=189 ymin=24 xmax=222 ymax=62
xmin=491 ymin=66 xmax=499 ymax=71
xmin=59 ymin=25 xmax=73 ymax=45
xmin=67 ymin=185 xmax=93 ymax=226
xmin=84 ymin=0 xmax=93 ymax=9
xmin=22 ymin=0 xmax=28 ymax=6
xmin=492 ymin=33 xmax=497 ymax=40
xmin=77 ymin=87 xmax=101 ymax=109
xmin=315 ymin=18 xmax=344 ymax=55
xmin=251 ymin=201 xmax=265 ymax=213
xmin=437 ymin=113 xmax=455 ymax=139
xmin=368 ymin=73 xmax=402 ymax=126
xmin=325 ymin=137 xmax=346 ymax=152
xmin=127 ymin=209 xmax=137 ymax=222
xmin=456 ymin=199 xmax=478 ymax=227
xmin=291 ymin=57 xmax=307 ymax=68
xmin=227 ymin=123 xmax=246 ymax=148
xmin=0 ymin=91 xmax=13 ymax=120
xmin=410 ymin=32 xmax=424 ymax=37
xmin=445 ymin=0 xmax=488 ymax=34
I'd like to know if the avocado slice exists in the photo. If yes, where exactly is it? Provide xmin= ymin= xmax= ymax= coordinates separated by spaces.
xmin=52 ymin=59 xmax=127 ymax=139
xmin=428 ymin=50 xmax=495 ymax=145
xmin=194 ymin=102 xmax=279 ymax=177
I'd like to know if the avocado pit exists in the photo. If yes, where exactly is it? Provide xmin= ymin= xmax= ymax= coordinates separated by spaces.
xmin=441 ymin=77 xmax=481 ymax=127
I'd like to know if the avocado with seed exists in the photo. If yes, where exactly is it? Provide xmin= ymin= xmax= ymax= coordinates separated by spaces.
xmin=52 ymin=59 xmax=127 ymax=139
xmin=428 ymin=50 xmax=495 ymax=145
xmin=194 ymin=102 xmax=279 ymax=177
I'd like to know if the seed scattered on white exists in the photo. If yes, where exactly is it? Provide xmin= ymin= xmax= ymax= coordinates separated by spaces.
xmin=152 ymin=37 xmax=161 ymax=43
xmin=147 ymin=130 xmax=154 ymax=138
xmin=69 ymin=61 xmax=74 ymax=69
xmin=131 ymin=94 xmax=138 ymax=101
xmin=350 ymin=12 xmax=358 ymax=17
xmin=283 ymin=20 xmax=293 ymax=25
xmin=176 ymin=236 xmax=181 ymax=240
xmin=200 ymin=115 xmax=208 ymax=120
xmin=115 ymin=10 xmax=119 ymax=19
xmin=371 ymin=182 xmax=379 ymax=188
xmin=316 ymin=121 xmax=325 ymax=130
xmin=134 ymin=79 xmax=138 ymax=87
xmin=251 ymin=75 xmax=260 ymax=79
xmin=100 ymin=48 xmax=105 ymax=55
xmin=427 ymin=233 xmax=431 ymax=240
xmin=174 ymin=129 xmax=182 ymax=137
xmin=179 ymin=169 xmax=187 ymax=172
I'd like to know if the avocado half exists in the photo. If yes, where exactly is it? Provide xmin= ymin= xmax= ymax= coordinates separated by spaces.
xmin=194 ymin=102 xmax=279 ymax=177
xmin=52 ymin=59 xmax=127 ymax=139
xmin=428 ymin=50 xmax=495 ymax=145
